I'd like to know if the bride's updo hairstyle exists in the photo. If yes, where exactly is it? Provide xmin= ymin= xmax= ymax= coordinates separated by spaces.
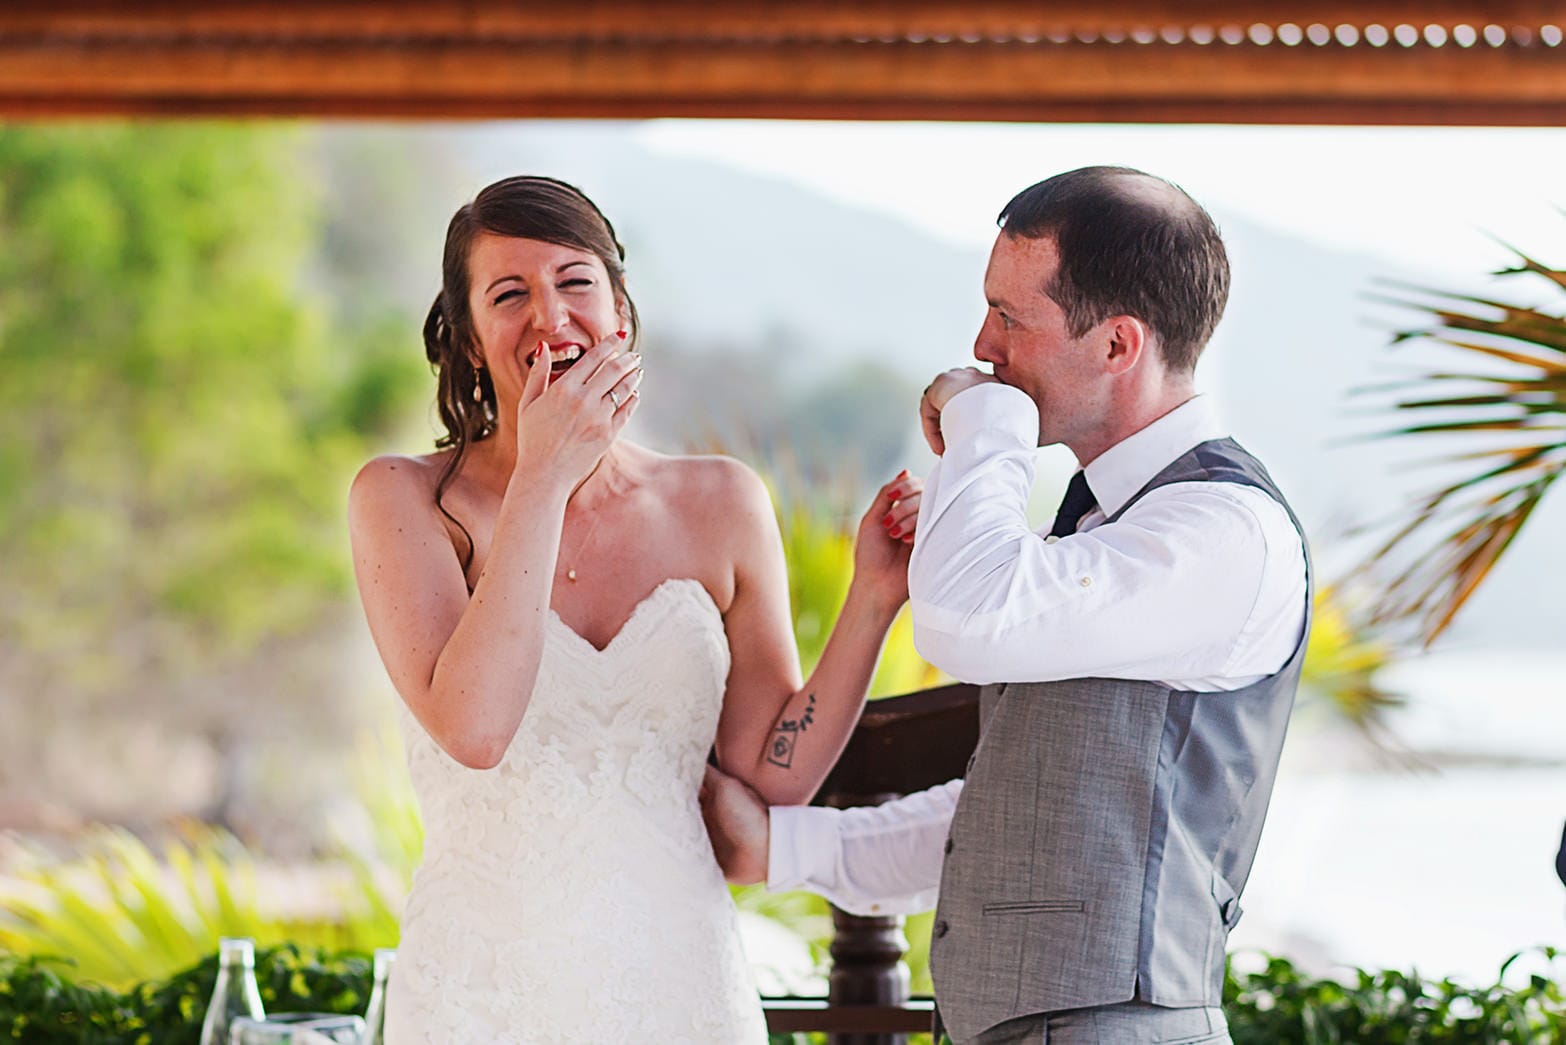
xmin=423 ymin=175 xmax=639 ymax=570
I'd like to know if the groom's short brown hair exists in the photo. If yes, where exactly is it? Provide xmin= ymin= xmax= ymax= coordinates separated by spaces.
xmin=998 ymin=166 xmax=1229 ymax=374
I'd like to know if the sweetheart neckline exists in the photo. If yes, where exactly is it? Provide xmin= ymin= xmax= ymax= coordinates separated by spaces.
xmin=547 ymin=577 xmax=720 ymax=655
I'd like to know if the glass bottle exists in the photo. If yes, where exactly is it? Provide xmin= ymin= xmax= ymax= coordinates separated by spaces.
xmin=359 ymin=948 xmax=396 ymax=1045
xmin=198 ymin=937 xmax=266 ymax=1045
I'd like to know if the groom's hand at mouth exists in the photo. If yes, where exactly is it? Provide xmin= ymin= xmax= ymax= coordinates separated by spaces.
xmin=700 ymin=764 xmax=770 ymax=885
xmin=920 ymin=367 xmax=1000 ymax=455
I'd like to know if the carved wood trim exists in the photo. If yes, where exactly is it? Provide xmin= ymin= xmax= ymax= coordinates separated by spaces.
xmin=2 ymin=2 xmax=1563 ymax=123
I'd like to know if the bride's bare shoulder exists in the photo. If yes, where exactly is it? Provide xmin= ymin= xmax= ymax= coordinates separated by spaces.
xmin=353 ymin=451 xmax=448 ymax=493
xmin=639 ymin=447 xmax=768 ymax=506
xmin=349 ymin=451 xmax=449 ymax=523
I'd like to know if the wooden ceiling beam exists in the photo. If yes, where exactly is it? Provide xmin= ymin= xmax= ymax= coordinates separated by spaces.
xmin=4 ymin=1 xmax=1565 ymax=40
xmin=1 ymin=3 xmax=1563 ymax=124
xmin=1 ymin=37 xmax=1562 ymax=125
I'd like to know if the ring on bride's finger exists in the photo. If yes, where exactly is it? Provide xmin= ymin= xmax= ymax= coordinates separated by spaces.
xmin=608 ymin=388 xmax=623 ymax=409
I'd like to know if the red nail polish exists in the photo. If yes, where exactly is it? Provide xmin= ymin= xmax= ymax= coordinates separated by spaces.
xmin=616 ymin=330 xmax=628 ymax=340
xmin=888 ymin=525 xmax=903 ymax=538
xmin=882 ymin=513 xmax=894 ymax=527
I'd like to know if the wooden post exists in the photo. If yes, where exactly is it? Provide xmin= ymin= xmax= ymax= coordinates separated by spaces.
xmin=828 ymin=905 xmax=911 ymax=1045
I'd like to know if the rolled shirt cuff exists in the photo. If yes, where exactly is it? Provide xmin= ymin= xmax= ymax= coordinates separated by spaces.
xmin=766 ymin=804 xmax=842 ymax=893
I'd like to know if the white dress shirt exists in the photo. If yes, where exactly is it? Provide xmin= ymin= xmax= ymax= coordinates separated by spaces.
xmin=768 ymin=384 xmax=1309 ymax=916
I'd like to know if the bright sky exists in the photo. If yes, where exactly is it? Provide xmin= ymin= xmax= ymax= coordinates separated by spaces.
xmin=637 ymin=121 xmax=1566 ymax=279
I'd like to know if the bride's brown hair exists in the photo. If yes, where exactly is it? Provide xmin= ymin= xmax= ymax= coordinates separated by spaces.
xmin=422 ymin=176 xmax=639 ymax=571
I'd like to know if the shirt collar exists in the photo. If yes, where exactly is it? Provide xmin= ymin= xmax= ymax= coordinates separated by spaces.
xmin=1082 ymin=395 xmax=1226 ymax=518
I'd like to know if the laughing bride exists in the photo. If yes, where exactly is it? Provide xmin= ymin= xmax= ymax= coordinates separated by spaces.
xmin=347 ymin=175 xmax=921 ymax=1043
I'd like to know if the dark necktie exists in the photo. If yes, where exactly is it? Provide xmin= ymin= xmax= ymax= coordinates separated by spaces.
xmin=1048 ymin=471 xmax=1097 ymax=538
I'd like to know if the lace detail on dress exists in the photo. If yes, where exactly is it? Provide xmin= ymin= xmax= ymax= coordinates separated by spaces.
xmin=385 ymin=578 xmax=769 ymax=1043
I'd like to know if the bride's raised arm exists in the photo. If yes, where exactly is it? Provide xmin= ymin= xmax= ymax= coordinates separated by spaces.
xmin=714 ymin=466 xmax=922 ymax=807
xmin=348 ymin=333 xmax=639 ymax=771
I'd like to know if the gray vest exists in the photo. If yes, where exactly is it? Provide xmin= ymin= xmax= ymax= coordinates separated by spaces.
xmin=928 ymin=438 xmax=1312 ymax=1043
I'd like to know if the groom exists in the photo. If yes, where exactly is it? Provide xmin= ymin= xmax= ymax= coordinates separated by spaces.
xmin=702 ymin=166 xmax=1311 ymax=1044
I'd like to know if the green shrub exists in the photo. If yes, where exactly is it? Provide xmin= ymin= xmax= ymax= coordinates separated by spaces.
xmin=3 ymin=946 xmax=1559 ymax=1043
xmin=1226 ymin=948 xmax=1566 ymax=1044
xmin=0 ymin=944 xmax=372 ymax=1044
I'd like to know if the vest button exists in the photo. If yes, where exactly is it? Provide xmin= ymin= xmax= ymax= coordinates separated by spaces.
xmin=933 ymin=919 xmax=950 ymax=938
xmin=944 ymin=837 xmax=954 ymax=854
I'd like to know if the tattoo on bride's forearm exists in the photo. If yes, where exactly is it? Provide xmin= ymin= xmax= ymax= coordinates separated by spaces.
xmin=766 ymin=692 xmax=817 ymax=769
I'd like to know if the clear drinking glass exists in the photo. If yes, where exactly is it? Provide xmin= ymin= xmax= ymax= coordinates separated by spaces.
xmin=228 ymin=1013 xmax=365 ymax=1044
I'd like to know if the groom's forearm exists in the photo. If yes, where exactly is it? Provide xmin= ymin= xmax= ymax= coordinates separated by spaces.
xmin=743 ymin=583 xmax=900 ymax=807
xmin=768 ymin=779 xmax=961 ymax=915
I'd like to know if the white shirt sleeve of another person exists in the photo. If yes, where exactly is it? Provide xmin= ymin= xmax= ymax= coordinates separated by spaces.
xmin=765 ymin=382 xmax=1307 ymax=911
xmin=768 ymin=779 xmax=964 ymax=916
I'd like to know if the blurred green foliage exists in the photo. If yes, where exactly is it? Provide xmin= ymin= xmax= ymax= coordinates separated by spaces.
xmin=0 ymin=122 xmax=423 ymax=708
xmin=0 ymin=825 xmax=276 ymax=990
xmin=775 ymin=485 xmax=943 ymax=699
xmin=1299 ymin=584 xmax=1406 ymax=733
xmin=0 ymin=822 xmax=398 ymax=992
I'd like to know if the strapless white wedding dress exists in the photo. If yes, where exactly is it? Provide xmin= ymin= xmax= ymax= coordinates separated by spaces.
xmin=385 ymin=578 xmax=770 ymax=1043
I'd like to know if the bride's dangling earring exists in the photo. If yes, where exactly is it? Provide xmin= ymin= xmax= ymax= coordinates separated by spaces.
xmin=473 ymin=366 xmax=485 ymax=404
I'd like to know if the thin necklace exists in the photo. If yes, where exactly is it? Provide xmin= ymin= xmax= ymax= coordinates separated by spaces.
xmin=561 ymin=457 xmax=610 ymax=583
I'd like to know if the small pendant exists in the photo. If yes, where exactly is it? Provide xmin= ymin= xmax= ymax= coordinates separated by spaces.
xmin=566 ymin=568 xmax=578 ymax=582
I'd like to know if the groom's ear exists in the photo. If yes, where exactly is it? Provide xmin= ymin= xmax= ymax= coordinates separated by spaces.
xmin=1102 ymin=315 xmax=1149 ymax=375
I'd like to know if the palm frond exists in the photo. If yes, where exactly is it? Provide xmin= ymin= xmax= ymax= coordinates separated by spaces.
xmin=1371 ymin=280 xmax=1566 ymax=354
xmin=1358 ymin=253 xmax=1566 ymax=644
xmin=1495 ymin=248 xmax=1566 ymax=293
